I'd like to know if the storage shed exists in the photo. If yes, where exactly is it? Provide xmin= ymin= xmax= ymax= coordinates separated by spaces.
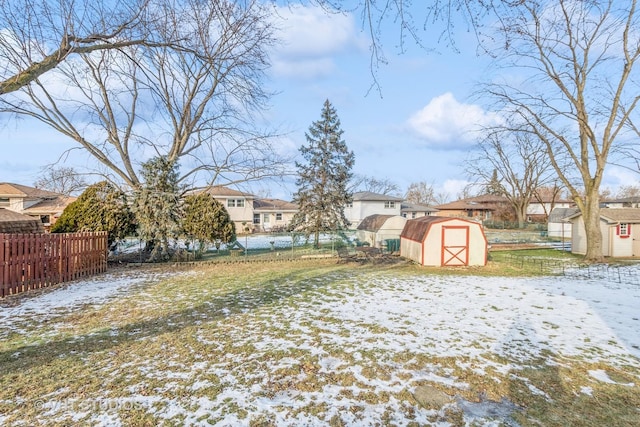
xmin=567 ymin=208 xmax=640 ymax=257
xmin=0 ymin=208 xmax=45 ymax=233
xmin=400 ymin=216 xmax=488 ymax=266
xmin=356 ymin=214 xmax=407 ymax=249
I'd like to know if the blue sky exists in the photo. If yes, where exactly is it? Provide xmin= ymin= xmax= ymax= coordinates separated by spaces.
xmin=1 ymin=3 xmax=638 ymax=200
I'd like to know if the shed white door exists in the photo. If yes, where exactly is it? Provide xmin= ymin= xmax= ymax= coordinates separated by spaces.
xmin=633 ymin=230 xmax=640 ymax=257
xmin=441 ymin=226 xmax=470 ymax=266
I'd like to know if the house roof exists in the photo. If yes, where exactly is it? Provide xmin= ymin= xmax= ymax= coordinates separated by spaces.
xmin=401 ymin=202 xmax=439 ymax=213
xmin=548 ymin=207 xmax=579 ymax=223
xmin=253 ymin=198 xmax=297 ymax=212
xmin=435 ymin=198 xmax=501 ymax=211
xmin=604 ymin=196 xmax=640 ymax=204
xmin=567 ymin=208 xmax=640 ymax=223
xmin=196 ymin=185 xmax=255 ymax=198
xmin=0 ymin=208 xmax=44 ymax=233
xmin=352 ymin=191 xmax=403 ymax=202
xmin=22 ymin=195 xmax=76 ymax=215
xmin=356 ymin=214 xmax=395 ymax=231
xmin=0 ymin=182 xmax=62 ymax=199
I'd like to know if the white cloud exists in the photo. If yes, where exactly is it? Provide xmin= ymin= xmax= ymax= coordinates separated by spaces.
xmin=604 ymin=167 xmax=640 ymax=189
xmin=406 ymin=93 xmax=502 ymax=148
xmin=270 ymin=5 xmax=365 ymax=79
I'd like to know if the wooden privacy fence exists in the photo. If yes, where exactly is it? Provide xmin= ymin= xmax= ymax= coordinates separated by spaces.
xmin=0 ymin=232 xmax=108 ymax=298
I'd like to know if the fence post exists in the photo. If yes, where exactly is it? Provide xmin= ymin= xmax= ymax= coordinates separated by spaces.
xmin=0 ymin=234 xmax=5 ymax=297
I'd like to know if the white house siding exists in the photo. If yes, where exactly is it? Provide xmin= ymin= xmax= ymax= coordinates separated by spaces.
xmin=527 ymin=201 xmax=572 ymax=216
xmin=345 ymin=201 xmax=402 ymax=229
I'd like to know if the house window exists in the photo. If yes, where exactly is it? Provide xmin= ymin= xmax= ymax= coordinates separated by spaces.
xmin=0 ymin=197 xmax=8 ymax=206
xmin=227 ymin=199 xmax=245 ymax=208
xmin=253 ymin=213 xmax=260 ymax=224
xmin=384 ymin=201 xmax=395 ymax=209
xmin=263 ymin=213 xmax=270 ymax=224
xmin=346 ymin=202 xmax=353 ymax=208
xmin=412 ymin=212 xmax=416 ymax=219
xmin=618 ymin=223 xmax=631 ymax=238
xmin=275 ymin=213 xmax=282 ymax=221
xmin=40 ymin=215 xmax=50 ymax=224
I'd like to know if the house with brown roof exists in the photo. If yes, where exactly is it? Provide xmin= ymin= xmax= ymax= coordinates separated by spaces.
xmin=252 ymin=198 xmax=298 ymax=232
xmin=568 ymin=208 xmax=640 ymax=257
xmin=434 ymin=194 xmax=510 ymax=222
xmin=0 ymin=182 xmax=75 ymax=230
xmin=193 ymin=186 xmax=299 ymax=233
xmin=194 ymin=186 xmax=256 ymax=232
xmin=527 ymin=193 xmax=574 ymax=223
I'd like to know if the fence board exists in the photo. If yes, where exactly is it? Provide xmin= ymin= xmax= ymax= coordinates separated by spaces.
xmin=0 ymin=232 xmax=107 ymax=298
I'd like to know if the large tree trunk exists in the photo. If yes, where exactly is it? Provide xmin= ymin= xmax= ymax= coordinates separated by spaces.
xmin=515 ymin=203 xmax=527 ymax=229
xmin=581 ymin=190 xmax=604 ymax=262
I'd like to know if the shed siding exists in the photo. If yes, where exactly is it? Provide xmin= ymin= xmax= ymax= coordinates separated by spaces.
xmin=571 ymin=216 xmax=587 ymax=255
xmin=609 ymin=224 xmax=633 ymax=257
xmin=400 ymin=238 xmax=422 ymax=264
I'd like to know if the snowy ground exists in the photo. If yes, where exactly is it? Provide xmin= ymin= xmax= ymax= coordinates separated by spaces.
xmin=0 ymin=264 xmax=638 ymax=426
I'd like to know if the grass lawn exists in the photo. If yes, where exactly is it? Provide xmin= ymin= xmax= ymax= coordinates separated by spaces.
xmin=0 ymin=258 xmax=638 ymax=426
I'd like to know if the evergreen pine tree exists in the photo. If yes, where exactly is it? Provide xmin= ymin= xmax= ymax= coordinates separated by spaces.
xmin=133 ymin=157 xmax=183 ymax=261
xmin=485 ymin=169 xmax=504 ymax=196
xmin=290 ymin=99 xmax=354 ymax=248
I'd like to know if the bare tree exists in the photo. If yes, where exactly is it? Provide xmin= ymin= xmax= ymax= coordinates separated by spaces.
xmin=0 ymin=0 xmax=170 ymax=95
xmin=33 ymin=166 xmax=87 ymax=196
xmin=307 ymin=1 xmax=498 ymax=93
xmin=616 ymin=185 xmax=640 ymax=199
xmin=351 ymin=174 xmax=401 ymax=196
xmin=466 ymin=127 xmax=555 ymax=228
xmin=482 ymin=0 xmax=640 ymax=261
xmin=404 ymin=181 xmax=448 ymax=206
xmin=532 ymin=183 xmax=565 ymax=222
xmin=1 ymin=0 xmax=287 ymax=189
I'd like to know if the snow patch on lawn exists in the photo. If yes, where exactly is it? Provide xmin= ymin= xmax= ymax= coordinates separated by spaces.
xmin=2 ymin=267 xmax=640 ymax=426
xmin=0 ymin=270 xmax=184 ymax=337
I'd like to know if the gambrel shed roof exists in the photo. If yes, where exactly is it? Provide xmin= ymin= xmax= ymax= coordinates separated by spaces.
xmin=357 ymin=214 xmax=395 ymax=232
xmin=401 ymin=216 xmax=458 ymax=241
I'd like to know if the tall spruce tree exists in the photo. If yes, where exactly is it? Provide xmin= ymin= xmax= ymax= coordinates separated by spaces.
xmin=133 ymin=156 xmax=183 ymax=262
xmin=290 ymin=100 xmax=354 ymax=248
